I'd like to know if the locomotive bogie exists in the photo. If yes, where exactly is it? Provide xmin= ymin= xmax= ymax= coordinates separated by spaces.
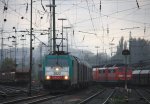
xmin=43 ymin=80 xmax=71 ymax=90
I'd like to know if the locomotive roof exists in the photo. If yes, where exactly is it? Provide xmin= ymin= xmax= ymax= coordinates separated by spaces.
xmin=140 ymin=70 xmax=150 ymax=74
xmin=92 ymin=65 xmax=105 ymax=68
xmin=51 ymin=51 xmax=69 ymax=55
xmin=92 ymin=63 xmax=126 ymax=68
xmin=105 ymin=64 xmax=114 ymax=67
xmin=132 ymin=70 xmax=141 ymax=74
xmin=132 ymin=70 xmax=150 ymax=74
xmin=73 ymin=56 xmax=81 ymax=62
xmin=99 ymin=67 xmax=106 ymax=70
xmin=113 ymin=63 xmax=126 ymax=67
xmin=92 ymin=67 xmax=105 ymax=71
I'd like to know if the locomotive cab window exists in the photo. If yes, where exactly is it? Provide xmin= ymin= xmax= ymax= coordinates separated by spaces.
xmin=108 ymin=69 xmax=115 ymax=73
xmin=46 ymin=59 xmax=68 ymax=67
xmin=119 ymin=68 xmax=123 ymax=72
xmin=111 ymin=69 xmax=115 ymax=73
xmin=99 ymin=70 xmax=103 ymax=73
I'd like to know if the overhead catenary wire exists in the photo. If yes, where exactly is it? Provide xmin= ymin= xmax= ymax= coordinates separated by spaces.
xmin=0 ymin=0 xmax=150 ymax=57
xmin=136 ymin=0 xmax=140 ymax=9
xmin=0 ymin=0 xmax=39 ymax=27
xmin=85 ymin=0 xmax=96 ymax=35
xmin=70 ymin=2 xmax=150 ymax=25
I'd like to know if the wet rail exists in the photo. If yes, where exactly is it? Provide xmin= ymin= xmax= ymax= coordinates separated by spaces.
xmin=102 ymin=89 xmax=115 ymax=104
xmin=135 ymin=89 xmax=150 ymax=104
xmin=77 ymin=88 xmax=115 ymax=104
xmin=77 ymin=89 xmax=106 ymax=104
xmin=1 ymin=94 xmax=63 ymax=104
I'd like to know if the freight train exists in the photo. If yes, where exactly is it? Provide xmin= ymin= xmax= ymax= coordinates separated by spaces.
xmin=132 ymin=69 xmax=150 ymax=86
xmin=0 ymin=69 xmax=29 ymax=86
xmin=42 ymin=52 xmax=92 ymax=91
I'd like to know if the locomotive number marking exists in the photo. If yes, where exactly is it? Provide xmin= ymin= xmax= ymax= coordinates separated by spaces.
xmin=54 ymin=72 xmax=60 ymax=75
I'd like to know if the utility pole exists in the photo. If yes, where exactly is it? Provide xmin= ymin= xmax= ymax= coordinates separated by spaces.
xmin=46 ymin=1 xmax=52 ymax=53
xmin=105 ymin=49 xmax=107 ymax=64
xmin=20 ymin=35 xmax=26 ymax=72
xmin=8 ymin=45 xmax=13 ymax=59
xmin=58 ymin=18 xmax=67 ymax=51
xmin=95 ymin=46 xmax=100 ymax=65
xmin=46 ymin=0 xmax=56 ymax=53
xmin=1 ymin=28 xmax=4 ymax=67
xmin=49 ymin=2 xmax=52 ymax=54
xmin=109 ymin=43 xmax=114 ymax=64
xmin=29 ymin=0 xmax=33 ymax=96
xmin=40 ymin=43 xmax=42 ymax=66
xmin=12 ymin=27 xmax=17 ymax=69
xmin=64 ymin=26 xmax=71 ymax=53
xmin=129 ymin=31 xmax=131 ymax=66
xmin=53 ymin=0 xmax=56 ymax=53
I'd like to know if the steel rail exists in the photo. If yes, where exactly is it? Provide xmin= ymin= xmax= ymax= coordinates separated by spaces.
xmin=102 ymin=89 xmax=116 ymax=104
xmin=135 ymin=89 xmax=150 ymax=104
xmin=27 ymin=94 xmax=64 ymax=104
xmin=0 ymin=91 xmax=7 ymax=97
xmin=1 ymin=94 xmax=50 ymax=104
xmin=77 ymin=89 xmax=106 ymax=104
xmin=145 ymin=89 xmax=150 ymax=94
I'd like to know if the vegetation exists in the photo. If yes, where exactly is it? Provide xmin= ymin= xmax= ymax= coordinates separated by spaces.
xmin=1 ymin=36 xmax=150 ymax=73
xmin=112 ymin=37 xmax=150 ymax=65
xmin=1 ymin=58 xmax=16 ymax=72
xmin=81 ymin=36 xmax=150 ymax=66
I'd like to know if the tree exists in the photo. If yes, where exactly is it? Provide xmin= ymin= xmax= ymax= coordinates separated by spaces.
xmin=112 ymin=36 xmax=125 ymax=63
xmin=130 ymin=38 xmax=150 ymax=64
xmin=1 ymin=58 xmax=15 ymax=72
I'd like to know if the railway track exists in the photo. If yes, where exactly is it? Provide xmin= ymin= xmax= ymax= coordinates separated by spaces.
xmin=77 ymin=88 xmax=115 ymax=104
xmin=0 ymin=91 xmax=7 ymax=98
xmin=0 ymin=85 xmax=27 ymax=93
xmin=0 ymin=84 xmax=45 ymax=99
xmin=1 ymin=94 xmax=63 ymax=104
xmin=135 ymin=89 xmax=150 ymax=104
xmin=1 ymin=85 xmax=104 ymax=104
xmin=0 ymin=85 xmax=43 ymax=93
xmin=145 ymin=89 xmax=150 ymax=94
xmin=1 ymin=85 xmax=149 ymax=104
xmin=0 ymin=86 xmax=26 ymax=98
xmin=77 ymin=87 xmax=150 ymax=104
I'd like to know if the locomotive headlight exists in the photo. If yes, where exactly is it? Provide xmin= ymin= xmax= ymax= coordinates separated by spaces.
xmin=46 ymin=76 xmax=50 ymax=80
xmin=55 ymin=67 xmax=59 ymax=71
xmin=64 ymin=76 xmax=69 ymax=80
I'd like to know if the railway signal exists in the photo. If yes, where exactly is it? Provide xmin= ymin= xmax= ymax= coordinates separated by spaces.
xmin=122 ymin=49 xmax=130 ymax=90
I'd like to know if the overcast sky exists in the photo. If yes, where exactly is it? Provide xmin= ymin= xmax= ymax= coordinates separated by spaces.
xmin=0 ymin=0 xmax=150 ymax=55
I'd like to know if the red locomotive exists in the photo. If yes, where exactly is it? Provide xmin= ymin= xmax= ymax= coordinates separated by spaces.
xmin=92 ymin=64 xmax=132 ymax=84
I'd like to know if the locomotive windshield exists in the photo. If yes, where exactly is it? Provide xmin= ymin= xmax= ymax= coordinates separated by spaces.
xmin=46 ymin=58 xmax=69 ymax=67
